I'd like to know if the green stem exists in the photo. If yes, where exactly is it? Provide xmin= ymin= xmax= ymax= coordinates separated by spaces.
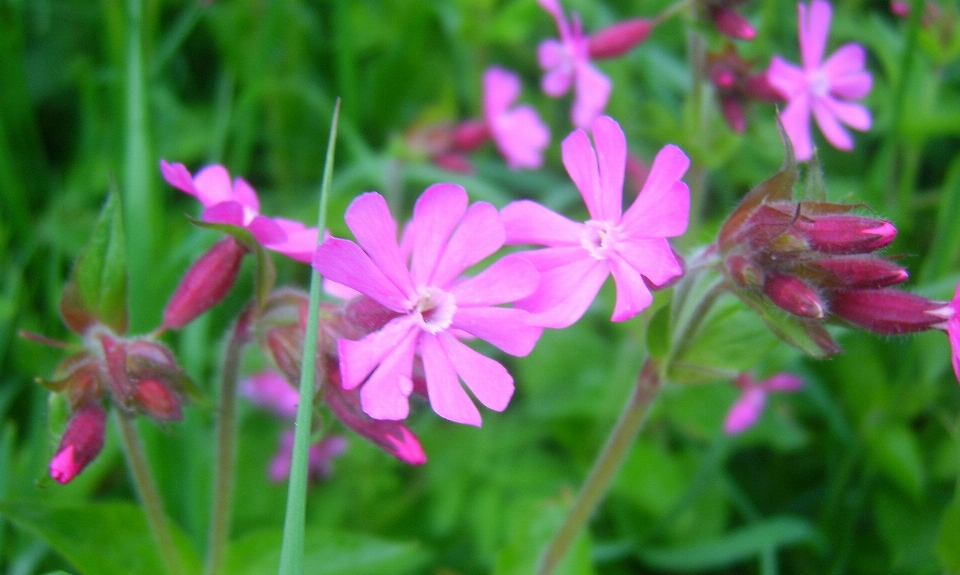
xmin=204 ymin=313 xmax=251 ymax=575
xmin=117 ymin=412 xmax=185 ymax=575
xmin=537 ymin=359 xmax=663 ymax=575
xmin=277 ymin=99 xmax=340 ymax=575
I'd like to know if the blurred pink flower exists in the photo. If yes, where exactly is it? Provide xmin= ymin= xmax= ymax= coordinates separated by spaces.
xmin=160 ymin=161 xmax=318 ymax=262
xmin=724 ymin=372 xmax=803 ymax=434
xmin=313 ymin=184 xmax=543 ymax=426
xmin=483 ymin=67 xmax=550 ymax=170
xmin=537 ymin=0 xmax=612 ymax=128
xmin=766 ymin=0 xmax=873 ymax=160
xmin=242 ymin=370 xmax=300 ymax=419
xmin=269 ymin=431 xmax=348 ymax=483
xmin=501 ymin=116 xmax=690 ymax=328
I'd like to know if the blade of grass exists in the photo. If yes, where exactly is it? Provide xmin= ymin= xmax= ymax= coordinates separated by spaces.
xmin=277 ymin=98 xmax=340 ymax=575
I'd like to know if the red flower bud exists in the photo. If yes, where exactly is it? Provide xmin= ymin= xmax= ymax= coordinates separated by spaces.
xmin=133 ymin=378 xmax=183 ymax=421
xmin=830 ymin=289 xmax=945 ymax=334
xmin=433 ymin=153 xmax=474 ymax=174
xmin=588 ymin=19 xmax=654 ymax=59
xmin=720 ymin=96 xmax=746 ymax=133
xmin=811 ymin=257 xmax=909 ymax=289
xmin=343 ymin=296 xmax=402 ymax=338
xmin=796 ymin=215 xmax=896 ymax=254
xmin=50 ymin=404 xmax=107 ymax=484
xmin=163 ymin=237 xmax=246 ymax=330
xmin=451 ymin=120 xmax=490 ymax=152
xmin=710 ymin=6 xmax=756 ymax=40
xmin=745 ymin=73 xmax=783 ymax=102
xmin=764 ymin=273 xmax=825 ymax=318
xmin=266 ymin=324 xmax=306 ymax=385
xmin=726 ymin=254 xmax=764 ymax=289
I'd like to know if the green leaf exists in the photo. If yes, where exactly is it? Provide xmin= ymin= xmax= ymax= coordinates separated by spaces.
xmin=868 ymin=424 xmax=925 ymax=499
xmin=0 ymin=500 xmax=201 ymax=575
xmin=637 ymin=516 xmax=817 ymax=570
xmin=937 ymin=490 xmax=960 ymax=573
xmin=223 ymin=527 xmax=428 ymax=575
xmin=493 ymin=499 xmax=595 ymax=575
xmin=59 ymin=189 xmax=128 ymax=335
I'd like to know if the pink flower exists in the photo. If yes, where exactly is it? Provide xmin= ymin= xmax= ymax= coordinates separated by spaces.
xmin=724 ymin=372 xmax=803 ymax=434
xmin=483 ymin=67 xmax=550 ymax=170
xmin=268 ymin=431 xmax=348 ymax=483
xmin=949 ymin=283 xmax=960 ymax=383
xmin=766 ymin=0 xmax=873 ymax=161
xmin=160 ymin=161 xmax=318 ymax=262
xmin=537 ymin=0 xmax=612 ymax=128
xmin=242 ymin=370 xmax=300 ymax=419
xmin=501 ymin=116 xmax=690 ymax=328
xmin=313 ymin=184 xmax=543 ymax=426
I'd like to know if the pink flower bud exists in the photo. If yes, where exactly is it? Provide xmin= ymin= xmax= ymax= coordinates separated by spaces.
xmin=726 ymin=254 xmax=764 ymax=289
xmin=433 ymin=153 xmax=475 ymax=174
xmin=266 ymin=324 xmax=305 ymax=385
xmin=50 ymin=404 xmax=107 ymax=484
xmin=451 ymin=120 xmax=490 ymax=152
xmin=343 ymin=296 xmax=402 ymax=338
xmin=830 ymin=289 xmax=945 ymax=334
xmin=812 ymin=257 xmax=909 ymax=288
xmin=710 ymin=6 xmax=756 ymax=40
xmin=133 ymin=378 xmax=182 ymax=421
xmin=588 ymin=19 xmax=654 ymax=59
xmin=764 ymin=273 xmax=825 ymax=318
xmin=745 ymin=73 xmax=783 ymax=102
xmin=720 ymin=96 xmax=746 ymax=132
xmin=796 ymin=215 xmax=897 ymax=255
xmin=163 ymin=237 xmax=246 ymax=330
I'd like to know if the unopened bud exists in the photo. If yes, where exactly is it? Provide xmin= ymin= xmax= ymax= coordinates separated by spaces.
xmin=588 ymin=19 xmax=654 ymax=59
xmin=710 ymin=6 xmax=756 ymax=40
xmin=764 ymin=273 xmax=825 ymax=318
xmin=163 ymin=237 xmax=246 ymax=330
xmin=726 ymin=254 xmax=764 ymax=289
xmin=266 ymin=324 xmax=305 ymax=384
xmin=830 ymin=289 xmax=945 ymax=334
xmin=50 ymin=404 xmax=107 ymax=484
xmin=797 ymin=215 xmax=897 ymax=254
xmin=745 ymin=73 xmax=783 ymax=102
xmin=433 ymin=153 xmax=474 ymax=174
xmin=343 ymin=296 xmax=402 ymax=338
xmin=451 ymin=120 xmax=490 ymax=152
xmin=812 ymin=257 xmax=909 ymax=289
xmin=720 ymin=96 xmax=746 ymax=133
xmin=133 ymin=378 xmax=182 ymax=421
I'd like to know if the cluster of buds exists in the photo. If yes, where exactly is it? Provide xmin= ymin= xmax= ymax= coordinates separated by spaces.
xmin=716 ymin=146 xmax=953 ymax=356
xmin=252 ymin=289 xmax=426 ymax=465
xmin=707 ymin=46 xmax=783 ymax=132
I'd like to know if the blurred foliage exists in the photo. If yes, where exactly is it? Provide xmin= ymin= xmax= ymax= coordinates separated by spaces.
xmin=2 ymin=0 xmax=960 ymax=573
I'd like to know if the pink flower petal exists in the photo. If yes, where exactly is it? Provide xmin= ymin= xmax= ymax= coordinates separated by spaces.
xmin=616 ymin=237 xmax=684 ymax=286
xmin=608 ymin=254 xmax=654 ymax=321
xmin=265 ymin=218 xmax=319 ymax=263
xmin=761 ymin=373 xmax=804 ymax=391
xmin=812 ymin=98 xmax=854 ymax=150
xmin=561 ymin=127 xmax=603 ymax=220
xmin=779 ymin=93 xmax=814 ymax=161
xmin=430 ymin=201 xmax=504 ymax=288
xmin=232 ymin=176 xmax=261 ymax=212
xmin=591 ymin=115 xmax=626 ymax=221
xmin=515 ymin=254 xmax=609 ymax=328
xmin=339 ymin=315 xmax=419 ymax=390
xmin=450 ymin=254 xmax=539 ymax=307
xmin=160 ymin=160 xmax=198 ymax=196
xmin=193 ymin=165 xmax=235 ymax=207
xmin=767 ymin=57 xmax=807 ymax=99
xmin=822 ymin=43 xmax=865 ymax=80
xmin=620 ymin=144 xmax=690 ymax=238
xmin=241 ymin=370 xmax=299 ymax=419
xmin=483 ymin=67 xmax=522 ymax=122
xmin=246 ymin=214 xmax=289 ymax=246
xmin=571 ymin=62 xmax=612 ymax=129
xmin=830 ymin=71 xmax=873 ymax=100
xmin=452 ymin=306 xmax=544 ymax=356
xmin=313 ymin=238 xmax=408 ymax=312
xmin=439 ymin=335 xmax=514 ymax=412
xmin=542 ymin=60 xmax=574 ymax=97
xmin=202 ymin=201 xmax=247 ymax=227
xmin=502 ymin=200 xmax=583 ymax=247
xmin=410 ymin=183 xmax=469 ymax=286
xmin=723 ymin=386 xmax=767 ymax=434
xmin=344 ymin=192 xmax=415 ymax=299
xmin=358 ymin=329 xmax=418 ymax=421
xmin=799 ymin=0 xmax=832 ymax=71
xmin=491 ymin=105 xmax=551 ymax=170
xmin=822 ymin=96 xmax=871 ymax=131
xmin=421 ymin=334 xmax=482 ymax=426
xmin=949 ymin=318 xmax=960 ymax=385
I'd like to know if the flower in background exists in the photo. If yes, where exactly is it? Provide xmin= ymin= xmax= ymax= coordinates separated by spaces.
xmin=537 ymin=0 xmax=612 ymax=128
xmin=708 ymin=45 xmax=783 ymax=132
xmin=702 ymin=0 xmax=757 ymax=40
xmin=160 ymin=161 xmax=318 ymax=262
xmin=241 ymin=370 xmax=348 ymax=482
xmin=313 ymin=184 xmax=543 ymax=426
xmin=766 ymin=0 xmax=873 ymax=160
xmin=482 ymin=67 xmax=550 ymax=170
xmin=501 ymin=116 xmax=690 ymax=328
xmin=724 ymin=372 xmax=803 ymax=434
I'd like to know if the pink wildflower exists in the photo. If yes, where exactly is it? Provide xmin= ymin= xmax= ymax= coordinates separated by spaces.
xmin=501 ymin=116 xmax=690 ymax=328
xmin=160 ymin=161 xmax=318 ymax=262
xmin=242 ymin=370 xmax=300 ymax=419
xmin=724 ymin=372 xmax=803 ymax=434
xmin=483 ymin=67 xmax=550 ymax=170
xmin=537 ymin=0 xmax=612 ymax=128
xmin=269 ymin=431 xmax=348 ymax=483
xmin=313 ymin=184 xmax=543 ymax=426
xmin=766 ymin=0 xmax=873 ymax=160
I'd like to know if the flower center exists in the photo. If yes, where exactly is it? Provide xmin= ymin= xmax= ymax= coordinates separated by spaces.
xmin=808 ymin=70 xmax=830 ymax=98
xmin=580 ymin=220 xmax=620 ymax=260
xmin=409 ymin=287 xmax=457 ymax=334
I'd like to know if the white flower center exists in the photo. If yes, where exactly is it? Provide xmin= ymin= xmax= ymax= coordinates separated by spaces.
xmin=409 ymin=287 xmax=457 ymax=334
xmin=580 ymin=220 xmax=620 ymax=260
xmin=808 ymin=70 xmax=830 ymax=98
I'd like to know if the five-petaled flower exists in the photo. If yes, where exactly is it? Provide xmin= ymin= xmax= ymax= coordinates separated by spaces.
xmin=160 ymin=161 xmax=318 ymax=262
xmin=483 ymin=66 xmax=551 ymax=170
xmin=501 ymin=116 xmax=690 ymax=328
xmin=766 ymin=0 xmax=873 ymax=161
xmin=537 ymin=0 xmax=612 ymax=129
xmin=724 ymin=372 xmax=803 ymax=434
xmin=313 ymin=184 xmax=543 ymax=426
